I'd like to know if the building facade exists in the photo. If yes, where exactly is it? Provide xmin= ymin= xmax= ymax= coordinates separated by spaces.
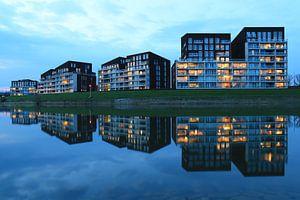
xmin=98 ymin=52 xmax=170 ymax=91
xmin=172 ymin=27 xmax=288 ymax=89
xmin=10 ymin=79 xmax=38 ymax=96
xmin=38 ymin=61 xmax=96 ymax=94
xmin=181 ymin=33 xmax=231 ymax=62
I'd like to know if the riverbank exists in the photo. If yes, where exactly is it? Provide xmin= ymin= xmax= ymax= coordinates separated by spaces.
xmin=4 ymin=89 xmax=300 ymax=109
xmin=1 ymin=104 xmax=300 ymax=116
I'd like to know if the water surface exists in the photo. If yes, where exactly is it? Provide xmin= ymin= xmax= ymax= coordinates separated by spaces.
xmin=0 ymin=109 xmax=300 ymax=200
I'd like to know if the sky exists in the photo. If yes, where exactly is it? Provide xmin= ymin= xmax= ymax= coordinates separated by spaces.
xmin=0 ymin=0 xmax=299 ymax=90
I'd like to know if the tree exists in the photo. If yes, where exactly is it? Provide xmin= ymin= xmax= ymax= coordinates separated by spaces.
xmin=288 ymin=74 xmax=294 ymax=87
xmin=294 ymin=116 xmax=300 ymax=128
xmin=294 ymin=74 xmax=300 ymax=87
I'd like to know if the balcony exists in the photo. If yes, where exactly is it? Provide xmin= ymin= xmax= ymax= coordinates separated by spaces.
xmin=260 ymin=44 xmax=275 ymax=49
xmin=218 ymin=75 xmax=233 ymax=82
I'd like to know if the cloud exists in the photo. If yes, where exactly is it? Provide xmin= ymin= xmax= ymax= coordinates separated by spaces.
xmin=0 ymin=61 xmax=10 ymax=70
xmin=0 ymin=149 xmax=296 ymax=200
xmin=0 ymin=127 xmax=43 ymax=144
xmin=0 ymin=0 xmax=294 ymax=49
xmin=0 ymin=0 xmax=299 ymax=80
xmin=0 ymin=24 xmax=9 ymax=31
xmin=0 ymin=59 xmax=28 ymax=70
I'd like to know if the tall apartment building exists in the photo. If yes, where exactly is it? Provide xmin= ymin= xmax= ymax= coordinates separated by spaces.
xmin=38 ymin=61 xmax=96 ymax=94
xmin=172 ymin=27 xmax=288 ymax=89
xmin=10 ymin=79 xmax=38 ymax=96
xmin=98 ymin=52 xmax=170 ymax=91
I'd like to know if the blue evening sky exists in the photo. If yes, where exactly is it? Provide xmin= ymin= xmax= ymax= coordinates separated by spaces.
xmin=0 ymin=0 xmax=299 ymax=90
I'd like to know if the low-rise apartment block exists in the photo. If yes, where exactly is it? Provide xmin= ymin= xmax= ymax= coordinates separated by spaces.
xmin=10 ymin=79 xmax=38 ymax=96
xmin=38 ymin=61 xmax=96 ymax=94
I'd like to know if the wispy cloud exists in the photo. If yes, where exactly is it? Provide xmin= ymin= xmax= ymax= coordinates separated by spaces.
xmin=0 ymin=61 xmax=9 ymax=70
xmin=0 ymin=59 xmax=27 ymax=70
xmin=0 ymin=131 xmax=33 ymax=144
xmin=0 ymin=0 xmax=293 ymax=48
xmin=0 ymin=23 xmax=9 ymax=31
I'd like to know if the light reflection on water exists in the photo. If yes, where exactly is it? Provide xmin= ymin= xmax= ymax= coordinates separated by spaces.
xmin=1 ymin=108 xmax=300 ymax=200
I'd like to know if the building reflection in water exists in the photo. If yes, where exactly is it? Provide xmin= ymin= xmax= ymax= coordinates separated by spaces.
xmin=8 ymin=110 xmax=289 ymax=176
xmin=99 ymin=115 xmax=171 ymax=153
xmin=172 ymin=116 xmax=288 ymax=176
xmin=39 ymin=113 xmax=97 ymax=145
xmin=11 ymin=108 xmax=39 ymax=125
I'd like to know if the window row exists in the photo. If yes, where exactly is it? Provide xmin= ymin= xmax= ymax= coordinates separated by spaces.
xmin=188 ymin=38 xmax=230 ymax=44
xmin=246 ymin=31 xmax=283 ymax=41
xmin=188 ymin=44 xmax=230 ymax=51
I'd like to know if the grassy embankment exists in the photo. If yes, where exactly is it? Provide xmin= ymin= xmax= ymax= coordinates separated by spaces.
xmin=4 ymin=89 xmax=300 ymax=116
xmin=6 ymin=89 xmax=300 ymax=102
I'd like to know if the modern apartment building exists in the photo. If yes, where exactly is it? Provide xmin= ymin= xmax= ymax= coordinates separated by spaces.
xmin=172 ymin=27 xmax=288 ymax=89
xmin=99 ymin=115 xmax=171 ymax=153
xmin=10 ymin=79 xmax=38 ymax=96
xmin=172 ymin=115 xmax=287 ymax=175
xmin=98 ymin=52 xmax=170 ymax=91
xmin=38 ymin=61 xmax=96 ymax=94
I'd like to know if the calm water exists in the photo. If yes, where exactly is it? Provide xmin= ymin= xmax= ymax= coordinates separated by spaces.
xmin=0 ymin=109 xmax=300 ymax=200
